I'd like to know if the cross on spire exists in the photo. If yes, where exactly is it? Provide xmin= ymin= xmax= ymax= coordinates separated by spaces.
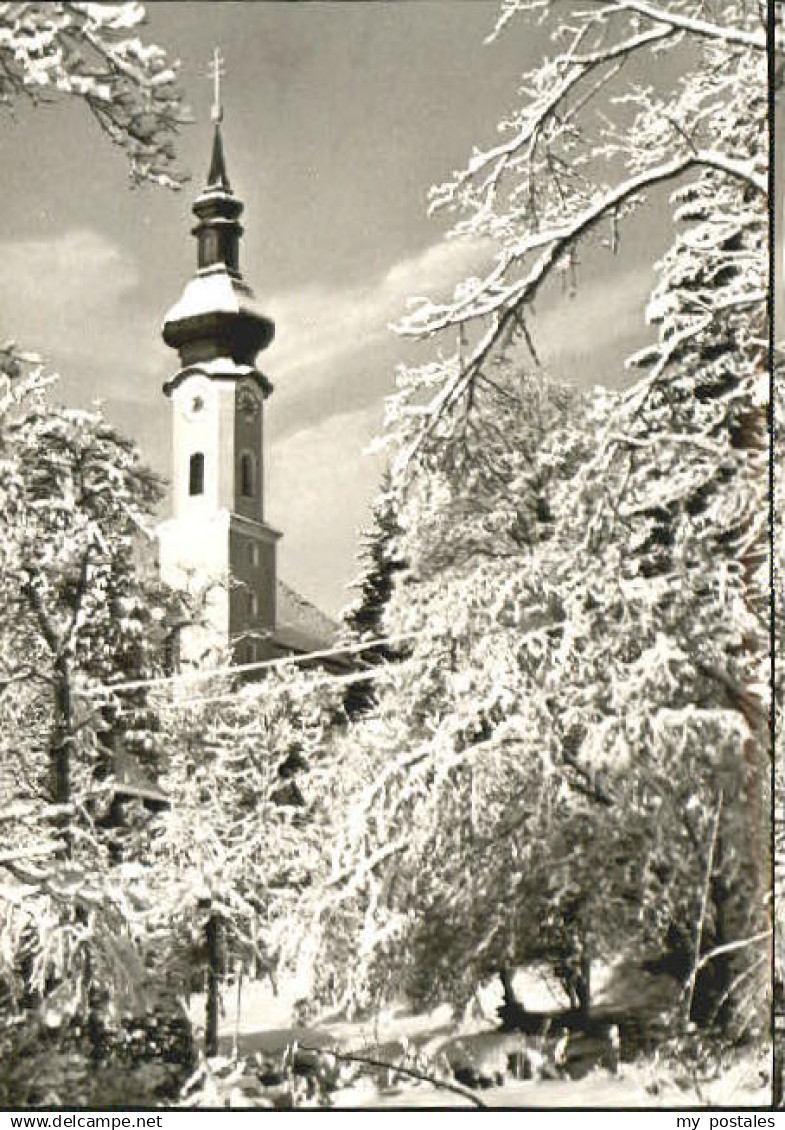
xmin=208 ymin=47 xmax=225 ymax=123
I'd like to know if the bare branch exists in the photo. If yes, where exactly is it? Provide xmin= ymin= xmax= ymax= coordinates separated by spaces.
xmin=297 ymin=1043 xmax=488 ymax=1109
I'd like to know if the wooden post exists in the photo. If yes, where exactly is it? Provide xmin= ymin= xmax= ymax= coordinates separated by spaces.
xmin=233 ymin=964 xmax=243 ymax=1059
xmin=685 ymin=792 xmax=723 ymax=1027
xmin=574 ymin=917 xmax=591 ymax=1019
xmin=52 ymin=656 xmax=73 ymax=854
xmin=576 ymin=943 xmax=591 ymax=1019
xmin=205 ymin=911 xmax=220 ymax=1057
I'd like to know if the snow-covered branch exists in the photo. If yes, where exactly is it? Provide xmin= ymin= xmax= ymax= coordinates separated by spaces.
xmin=430 ymin=22 xmax=676 ymax=210
xmin=411 ymin=150 xmax=764 ymax=338
xmin=323 ymin=0 xmax=769 ymax=1039
xmin=0 ymin=3 xmax=189 ymax=187
xmin=595 ymin=0 xmax=766 ymax=50
xmin=399 ymin=148 xmax=764 ymax=443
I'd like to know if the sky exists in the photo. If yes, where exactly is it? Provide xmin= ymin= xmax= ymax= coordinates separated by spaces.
xmin=0 ymin=1 xmax=705 ymax=616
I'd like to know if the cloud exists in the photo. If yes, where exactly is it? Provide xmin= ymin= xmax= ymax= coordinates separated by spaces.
xmin=267 ymin=401 xmax=386 ymax=617
xmin=535 ymin=264 xmax=654 ymax=359
xmin=0 ymin=228 xmax=166 ymax=402
xmin=498 ymin=262 xmax=657 ymax=389
xmin=0 ymin=229 xmax=135 ymax=335
xmin=264 ymin=235 xmax=494 ymax=382
xmin=263 ymin=242 xmax=658 ymax=445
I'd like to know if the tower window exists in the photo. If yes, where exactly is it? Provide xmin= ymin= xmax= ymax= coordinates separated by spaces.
xmin=248 ymin=591 xmax=259 ymax=619
xmin=189 ymin=452 xmax=205 ymax=496
xmin=240 ymin=452 xmax=255 ymax=498
xmin=248 ymin=542 xmax=260 ymax=567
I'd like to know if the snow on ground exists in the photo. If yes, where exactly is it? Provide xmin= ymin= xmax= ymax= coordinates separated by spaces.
xmin=187 ymin=976 xmax=770 ymax=1110
xmin=334 ymin=1053 xmax=770 ymax=1110
xmin=336 ymin=1070 xmax=769 ymax=1110
xmin=188 ymin=966 xmax=564 ymax=1044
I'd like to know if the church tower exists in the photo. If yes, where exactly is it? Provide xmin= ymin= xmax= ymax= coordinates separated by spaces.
xmin=158 ymin=58 xmax=280 ymax=665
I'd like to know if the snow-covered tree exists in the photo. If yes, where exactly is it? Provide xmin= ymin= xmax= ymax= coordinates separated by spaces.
xmin=342 ymin=470 xmax=408 ymax=716
xmin=0 ymin=405 xmax=167 ymax=797
xmin=0 ymin=1 xmax=188 ymax=188
xmin=0 ymin=404 xmax=198 ymax=1109
xmin=395 ymin=0 xmax=769 ymax=432
xmin=0 ymin=3 xmax=191 ymax=1104
xmin=148 ymin=663 xmax=346 ymax=1054
xmin=319 ymin=0 xmax=771 ymax=1040
xmin=0 ymin=406 xmax=172 ymax=999
xmin=311 ymin=373 xmax=614 ymax=1014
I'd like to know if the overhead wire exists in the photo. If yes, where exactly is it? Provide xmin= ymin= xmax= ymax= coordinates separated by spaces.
xmin=96 ymin=629 xmax=431 ymax=695
xmin=139 ymin=662 xmax=412 ymax=714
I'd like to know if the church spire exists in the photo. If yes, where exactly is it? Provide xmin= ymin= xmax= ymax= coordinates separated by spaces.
xmin=189 ymin=48 xmax=240 ymax=273
xmin=162 ymin=50 xmax=274 ymax=377
xmin=206 ymin=48 xmax=230 ymax=191
xmin=191 ymin=131 xmax=241 ymax=273
xmin=207 ymin=124 xmax=231 ymax=191
xmin=191 ymin=53 xmax=241 ymax=276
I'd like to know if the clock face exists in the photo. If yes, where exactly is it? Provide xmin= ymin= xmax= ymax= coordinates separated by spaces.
xmin=237 ymin=385 xmax=261 ymax=422
xmin=178 ymin=377 xmax=212 ymax=421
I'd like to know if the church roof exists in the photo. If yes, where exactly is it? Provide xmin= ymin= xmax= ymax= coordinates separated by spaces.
xmin=275 ymin=579 xmax=337 ymax=653
xmin=207 ymin=123 xmax=231 ymax=191
xmin=162 ymin=355 xmax=271 ymax=394
xmin=162 ymin=269 xmax=274 ymax=357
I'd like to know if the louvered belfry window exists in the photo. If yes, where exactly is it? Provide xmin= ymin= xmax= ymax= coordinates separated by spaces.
xmin=240 ymin=452 xmax=255 ymax=497
xmin=189 ymin=452 xmax=205 ymax=496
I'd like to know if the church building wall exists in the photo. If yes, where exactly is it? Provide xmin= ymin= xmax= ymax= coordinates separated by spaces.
xmin=233 ymin=386 xmax=264 ymax=523
xmin=228 ymin=522 xmax=277 ymax=653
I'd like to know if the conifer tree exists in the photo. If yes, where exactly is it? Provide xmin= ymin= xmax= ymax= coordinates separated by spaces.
xmin=342 ymin=470 xmax=407 ymax=716
xmin=0 ymin=405 xmax=186 ymax=1104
